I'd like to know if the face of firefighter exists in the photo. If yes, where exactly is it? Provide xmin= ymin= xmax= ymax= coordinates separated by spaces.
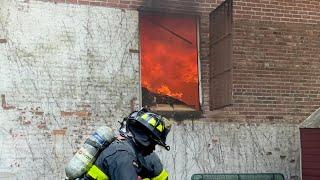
xmin=140 ymin=141 xmax=156 ymax=156
xmin=128 ymin=122 xmax=158 ymax=156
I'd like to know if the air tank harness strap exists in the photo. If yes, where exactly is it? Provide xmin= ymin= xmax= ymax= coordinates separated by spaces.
xmin=85 ymin=138 xmax=103 ymax=149
xmin=143 ymin=169 xmax=169 ymax=180
xmin=87 ymin=165 xmax=109 ymax=180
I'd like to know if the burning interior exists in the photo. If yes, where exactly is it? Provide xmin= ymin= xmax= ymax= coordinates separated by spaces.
xmin=140 ymin=12 xmax=200 ymax=112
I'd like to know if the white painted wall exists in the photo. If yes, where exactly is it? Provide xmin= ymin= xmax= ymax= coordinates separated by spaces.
xmin=162 ymin=122 xmax=300 ymax=180
xmin=0 ymin=1 xmax=140 ymax=179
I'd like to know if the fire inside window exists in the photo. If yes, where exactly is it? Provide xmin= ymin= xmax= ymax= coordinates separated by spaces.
xmin=140 ymin=13 xmax=200 ymax=111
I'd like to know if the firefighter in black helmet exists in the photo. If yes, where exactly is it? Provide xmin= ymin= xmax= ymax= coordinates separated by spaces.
xmin=84 ymin=108 xmax=172 ymax=180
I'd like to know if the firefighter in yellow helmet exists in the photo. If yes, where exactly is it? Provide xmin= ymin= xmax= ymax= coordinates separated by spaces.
xmin=84 ymin=108 xmax=172 ymax=180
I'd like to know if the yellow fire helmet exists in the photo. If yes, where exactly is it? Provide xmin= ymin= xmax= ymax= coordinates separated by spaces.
xmin=127 ymin=108 xmax=173 ymax=150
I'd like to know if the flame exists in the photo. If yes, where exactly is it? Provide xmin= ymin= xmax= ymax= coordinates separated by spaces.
xmin=142 ymin=80 xmax=152 ymax=91
xmin=156 ymin=85 xmax=183 ymax=100
xmin=182 ymin=63 xmax=199 ymax=83
xmin=141 ymin=14 xmax=200 ymax=110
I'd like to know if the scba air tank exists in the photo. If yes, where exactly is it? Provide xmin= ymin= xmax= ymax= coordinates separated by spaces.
xmin=65 ymin=126 xmax=116 ymax=180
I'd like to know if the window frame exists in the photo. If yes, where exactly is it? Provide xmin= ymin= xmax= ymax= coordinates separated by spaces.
xmin=138 ymin=10 xmax=202 ymax=119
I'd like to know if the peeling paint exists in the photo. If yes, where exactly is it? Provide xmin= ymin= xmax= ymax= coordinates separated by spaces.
xmin=0 ymin=38 xmax=7 ymax=43
xmin=52 ymin=128 xmax=67 ymax=136
xmin=0 ymin=1 xmax=140 ymax=179
xmin=1 ymin=94 xmax=15 ymax=110
xmin=61 ymin=111 xmax=92 ymax=117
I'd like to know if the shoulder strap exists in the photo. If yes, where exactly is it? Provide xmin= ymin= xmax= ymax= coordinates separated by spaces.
xmin=86 ymin=165 xmax=109 ymax=180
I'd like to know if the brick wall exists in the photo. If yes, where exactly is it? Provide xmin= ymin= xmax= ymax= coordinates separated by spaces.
xmin=230 ymin=0 xmax=320 ymax=123
xmin=41 ymin=0 xmax=226 ymax=113
xmin=234 ymin=0 xmax=320 ymax=24
xmin=43 ymin=0 xmax=320 ymax=123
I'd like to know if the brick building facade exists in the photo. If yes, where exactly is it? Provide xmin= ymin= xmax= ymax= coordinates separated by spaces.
xmin=49 ymin=0 xmax=320 ymax=122
xmin=0 ymin=0 xmax=319 ymax=179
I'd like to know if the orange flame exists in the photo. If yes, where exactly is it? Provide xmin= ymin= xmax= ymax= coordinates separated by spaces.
xmin=142 ymin=80 xmax=152 ymax=90
xmin=156 ymin=85 xmax=183 ymax=100
xmin=141 ymin=13 xmax=200 ymax=110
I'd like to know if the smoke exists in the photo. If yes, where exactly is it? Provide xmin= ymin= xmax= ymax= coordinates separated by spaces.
xmin=141 ymin=0 xmax=201 ymax=14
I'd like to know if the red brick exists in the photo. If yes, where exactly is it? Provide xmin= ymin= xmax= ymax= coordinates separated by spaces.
xmin=108 ymin=0 xmax=119 ymax=3
xmin=0 ymin=39 xmax=8 ymax=43
xmin=66 ymin=0 xmax=78 ymax=4
xmin=78 ymin=0 xmax=90 ymax=5
xmin=53 ymin=0 xmax=66 ymax=3
xmin=52 ymin=129 xmax=67 ymax=136
xmin=89 ymin=1 xmax=102 ymax=6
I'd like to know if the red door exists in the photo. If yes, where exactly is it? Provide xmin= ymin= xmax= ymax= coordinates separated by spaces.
xmin=300 ymin=128 xmax=320 ymax=180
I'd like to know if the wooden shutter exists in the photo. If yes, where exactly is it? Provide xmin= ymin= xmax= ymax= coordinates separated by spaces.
xmin=300 ymin=128 xmax=320 ymax=179
xmin=209 ymin=0 xmax=233 ymax=110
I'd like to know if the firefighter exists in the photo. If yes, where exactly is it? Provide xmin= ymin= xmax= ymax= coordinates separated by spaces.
xmin=84 ymin=108 xmax=172 ymax=180
xmin=140 ymin=152 xmax=169 ymax=180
